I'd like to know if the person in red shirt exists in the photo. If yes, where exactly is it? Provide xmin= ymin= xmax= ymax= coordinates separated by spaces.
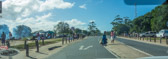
xmin=111 ymin=31 xmax=116 ymax=43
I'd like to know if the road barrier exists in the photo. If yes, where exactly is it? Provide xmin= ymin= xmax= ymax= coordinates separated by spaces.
xmin=160 ymin=37 xmax=162 ymax=43
xmin=24 ymin=40 xmax=27 ymax=49
xmin=154 ymin=37 xmax=156 ymax=43
xmin=150 ymin=37 xmax=151 ymax=42
xmin=62 ymin=37 xmax=64 ymax=45
xmin=6 ymin=40 xmax=10 ymax=48
xmin=166 ymin=37 xmax=168 ymax=44
xmin=26 ymin=44 xmax=29 ymax=57
xmin=68 ymin=36 xmax=70 ymax=43
xmin=66 ymin=37 xmax=67 ymax=44
xmin=35 ymin=40 xmax=39 ymax=52
xmin=42 ymin=39 xmax=44 ymax=45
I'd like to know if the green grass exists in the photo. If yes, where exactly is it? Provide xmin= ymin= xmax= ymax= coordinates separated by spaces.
xmin=10 ymin=38 xmax=62 ymax=50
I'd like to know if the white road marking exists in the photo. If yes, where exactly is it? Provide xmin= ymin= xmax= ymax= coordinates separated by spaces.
xmin=83 ymin=45 xmax=93 ymax=50
xmin=79 ymin=45 xmax=84 ymax=50
xmin=79 ymin=45 xmax=93 ymax=50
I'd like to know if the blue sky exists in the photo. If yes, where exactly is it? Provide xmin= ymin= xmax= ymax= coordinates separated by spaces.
xmin=48 ymin=0 xmax=159 ymax=32
xmin=0 ymin=0 xmax=165 ymax=32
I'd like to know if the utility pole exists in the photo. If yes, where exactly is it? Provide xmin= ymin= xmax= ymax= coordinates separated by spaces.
xmin=135 ymin=3 xmax=137 ymax=18
xmin=0 ymin=1 xmax=2 ymax=18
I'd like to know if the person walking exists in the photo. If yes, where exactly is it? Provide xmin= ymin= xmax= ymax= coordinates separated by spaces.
xmin=1 ymin=32 xmax=6 ymax=46
xmin=101 ymin=31 xmax=107 ymax=46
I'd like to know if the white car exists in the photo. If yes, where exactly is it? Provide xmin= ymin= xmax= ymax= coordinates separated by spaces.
xmin=156 ymin=29 xmax=168 ymax=38
xmin=139 ymin=31 xmax=156 ymax=37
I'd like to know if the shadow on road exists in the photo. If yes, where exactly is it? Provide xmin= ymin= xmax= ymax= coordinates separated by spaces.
xmin=48 ymin=46 xmax=62 ymax=51
xmin=37 ymin=52 xmax=48 ymax=55
xmin=108 ymin=43 xmax=124 ymax=45
xmin=27 ymin=56 xmax=37 ymax=59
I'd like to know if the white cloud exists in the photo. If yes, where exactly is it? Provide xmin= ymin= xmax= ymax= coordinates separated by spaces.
xmin=79 ymin=4 xmax=87 ymax=9
xmin=65 ymin=19 xmax=85 ymax=27
xmin=39 ymin=0 xmax=75 ymax=11
xmin=2 ymin=0 xmax=75 ymax=20
xmin=0 ymin=13 xmax=86 ymax=32
xmin=0 ymin=0 xmax=77 ymax=32
xmin=0 ymin=13 xmax=57 ymax=32
xmin=65 ymin=19 xmax=86 ymax=30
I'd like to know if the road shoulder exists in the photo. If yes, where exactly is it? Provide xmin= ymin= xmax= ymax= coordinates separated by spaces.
xmin=118 ymin=37 xmax=168 ymax=47
xmin=104 ymin=39 xmax=150 ymax=58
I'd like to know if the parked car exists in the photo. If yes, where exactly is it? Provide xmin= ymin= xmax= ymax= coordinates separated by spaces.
xmin=139 ymin=32 xmax=148 ymax=37
xmin=156 ymin=29 xmax=168 ymax=38
xmin=147 ymin=31 xmax=156 ymax=37
xmin=139 ymin=31 xmax=156 ymax=37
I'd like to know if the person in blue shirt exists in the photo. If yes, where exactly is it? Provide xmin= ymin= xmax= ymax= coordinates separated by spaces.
xmin=101 ymin=31 xmax=107 ymax=46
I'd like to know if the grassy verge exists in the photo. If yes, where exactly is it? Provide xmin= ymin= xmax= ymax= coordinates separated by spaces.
xmin=140 ymin=37 xmax=166 ymax=40
xmin=10 ymin=38 xmax=62 ymax=50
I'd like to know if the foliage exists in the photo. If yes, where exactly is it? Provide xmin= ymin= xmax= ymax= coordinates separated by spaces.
xmin=131 ymin=5 xmax=168 ymax=33
xmin=111 ymin=15 xmax=132 ymax=35
xmin=54 ymin=22 xmax=70 ymax=34
xmin=13 ymin=25 xmax=32 ymax=39
xmin=88 ymin=21 xmax=101 ymax=35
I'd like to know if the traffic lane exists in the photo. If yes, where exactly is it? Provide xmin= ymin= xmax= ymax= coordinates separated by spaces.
xmin=47 ymin=36 xmax=116 ymax=59
xmin=117 ymin=38 xmax=168 ymax=56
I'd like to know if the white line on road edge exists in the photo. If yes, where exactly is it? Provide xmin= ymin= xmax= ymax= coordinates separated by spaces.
xmin=104 ymin=46 xmax=120 ymax=58
xmin=104 ymin=38 xmax=120 ymax=58
xmin=120 ymin=42 xmax=153 ymax=57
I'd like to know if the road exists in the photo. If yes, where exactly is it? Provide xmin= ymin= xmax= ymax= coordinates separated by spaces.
xmin=47 ymin=36 xmax=117 ymax=59
xmin=117 ymin=38 xmax=168 ymax=56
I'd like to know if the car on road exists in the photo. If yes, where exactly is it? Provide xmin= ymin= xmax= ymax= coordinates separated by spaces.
xmin=139 ymin=31 xmax=156 ymax=37
xmin=156 ymin=29 xmax=168 ymax=38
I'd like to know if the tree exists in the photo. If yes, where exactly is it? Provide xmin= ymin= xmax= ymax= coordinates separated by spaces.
xmin=88 ymin=21 xmax=99 ymax=35
xmin=130 ymin=5 xmax=168 ymax=33
xmin=111 ymin=15 xmax=132 ymax=35
xmin=0 ymin=24 xmax=10 ymax=39
xmin=54 ymin=22 xmax=70 ymax=35
xmin=75 ymin=28 xmax=82 ymax=34
xmin=82 ymin=30 xmax=89 ymax=35
xmin=95 ymin=28 xmax=102 ymax=35
xmin=13 ymin=25 xmax=32 ymax=39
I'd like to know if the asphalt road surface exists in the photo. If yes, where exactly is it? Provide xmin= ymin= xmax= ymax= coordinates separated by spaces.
xmin=47 ymin=36 xmax=117 ymax=59
xmin=117 ymin=38 xmax=168 ymax=56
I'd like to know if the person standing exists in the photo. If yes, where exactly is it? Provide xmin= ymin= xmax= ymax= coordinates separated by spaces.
xmin=1 ymin=32 xmax=6 ymax=46
xmin=9 ymin=32 xmax=12 ymax=41
xmin=37 ymin=32 xmax=41 ymax=40
xmin=111 ymin=31 xmax=116 ymax=43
